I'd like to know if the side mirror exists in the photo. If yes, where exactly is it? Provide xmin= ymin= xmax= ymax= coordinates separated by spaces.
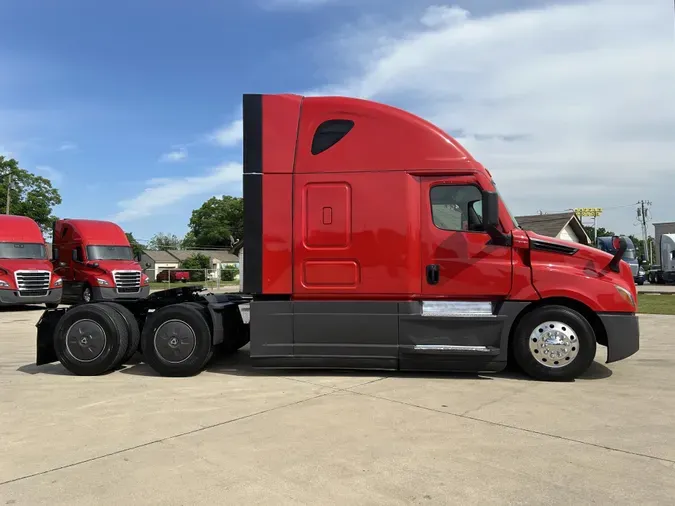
xmin=608 ymin=235 xmax=628 ymax=273
xmin=145 ymin=262 xmax=151 ymax=268
xmin=481 ymin=191 xmax=510 ymax=245
xmin=58 ymin=261 xmax=67 ymax=268
xmin=639 ymin=255 xmax=646 ymax=264
xmin=482 ymin=191 xmax=499 ymax=229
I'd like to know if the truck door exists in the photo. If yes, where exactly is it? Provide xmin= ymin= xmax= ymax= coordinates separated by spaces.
xmin=398 ymin=176 xmax=514 ymax=371
xmin=419 ymin=176 xmax=512 ymax=298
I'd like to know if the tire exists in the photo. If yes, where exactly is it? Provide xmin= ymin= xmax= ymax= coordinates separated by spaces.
xmin=53 ymin=303 xmax=129 ymax=376
xmin=99 ymin=302 xmax=141 ymax=365
xmin=180 ymin=302 xmax=215 ymax=363
xmin=140 ymin=303 xmax=213 ymax=377
xmin=512 ymin=305 xmax=596 ymax=381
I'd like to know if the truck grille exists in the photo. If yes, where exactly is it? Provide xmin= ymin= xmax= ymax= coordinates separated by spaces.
xmin=113 ymin=270 xmax=141 ymax=293
xmin=15 ymin=270 xmax=51 ymax=297
xmin=629 ymin=263 xmax=639 ymax=276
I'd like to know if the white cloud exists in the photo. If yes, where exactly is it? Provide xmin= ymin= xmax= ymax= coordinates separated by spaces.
xmin=35 ymin=165 xmax=64 ymax=184
xmin=159 ymin=147 xmax=188 ymax=162
xmin=308 ymin=0 xmax=675 ymax=233
xmin=111 ymin=162 xmax=242 ymax=222
xmin=209 ymin=119 xmax=243 ymax=147
xmin=58 ymin=142 xmax=77 ymax=151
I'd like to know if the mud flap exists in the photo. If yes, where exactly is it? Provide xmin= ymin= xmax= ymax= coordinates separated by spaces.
xmin=35 ymin=308 xmax=67 ymax=366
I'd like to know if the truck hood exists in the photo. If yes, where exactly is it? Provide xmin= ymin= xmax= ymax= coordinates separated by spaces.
xmin=88 ymin=260 xmax=142 ymax=273
xmin=0 ymin=258 xmax=53 ymax=272
xmin=525 ymin=231 xmax=633 ymax=282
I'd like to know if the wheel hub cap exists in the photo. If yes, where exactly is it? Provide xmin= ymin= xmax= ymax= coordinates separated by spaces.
xmin=66 ymin=319 xmax=107 ymax=362
xmin=529 ymin=321 xmax=579 ymax=368
xmin=154 ymin=320 xmax=196 ymax=364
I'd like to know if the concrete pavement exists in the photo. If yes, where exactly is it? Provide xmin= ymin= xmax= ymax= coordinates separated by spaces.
xmin=0 ymin=308 xmax=673 ymax=505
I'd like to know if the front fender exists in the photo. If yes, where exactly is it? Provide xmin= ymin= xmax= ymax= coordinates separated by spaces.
xmin=532 ymin=265 xmax=635 ymax=313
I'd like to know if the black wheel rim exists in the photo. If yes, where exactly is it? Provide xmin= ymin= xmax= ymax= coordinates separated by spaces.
xmin=65 ymin=319 xmax=107 ymax=362
xmin=153 ymin=319 xmax=197 ymax=364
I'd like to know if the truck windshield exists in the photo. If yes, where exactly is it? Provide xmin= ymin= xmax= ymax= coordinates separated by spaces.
xmin=490 ymin=179 xmax=519 ymax=228
xmin=87 ymin=245 xmax=134 ymax=261
xmin=0 ymin=242 xmax=46 ymax=259
xmin=622 ymin=249 xmax=637 ymax=261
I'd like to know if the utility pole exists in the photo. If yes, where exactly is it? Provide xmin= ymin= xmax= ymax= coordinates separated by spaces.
xmin=4 ymin=173 xmax=11 ymax=215
xmin=636 ymin=200 xmax=652 ymax=263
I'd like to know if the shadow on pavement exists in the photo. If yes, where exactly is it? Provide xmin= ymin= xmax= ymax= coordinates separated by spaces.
xmin=18 ymin=348 xmax=612 ymax=382
xmin=0 ymin=305 xmax=46 ymax=313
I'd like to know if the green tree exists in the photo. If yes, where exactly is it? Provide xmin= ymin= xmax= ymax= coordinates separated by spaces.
xmin=179 ymin=253 xmax=211 ymax=281
xmin=187 ymin=196 xmax=243 ymax=248
xmin=125 ymin=232 xmax=145 ymax=260
xmin=584 ymin=226 xmax=615 ymax=244
xmin=148 ymin=232 xmax=183 ymax=250
xmin=0 ymin=155 xmax=62 ymax=233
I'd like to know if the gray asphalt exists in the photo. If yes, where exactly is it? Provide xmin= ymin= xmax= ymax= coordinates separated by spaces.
xmin=0 ymin=307 xmax=673 ymax=505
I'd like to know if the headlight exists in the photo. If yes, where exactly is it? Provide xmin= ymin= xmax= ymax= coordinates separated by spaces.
xmin=95 ymin=278 xmax=110 ymax=286
xmin=615 ymin=284 xmax=635 ymax=308
xmin=638 ymin=268 xmax=645 ymax=275
xmin=141 ymin=273 xmax=149 ymax=286
xmin=0 ymin=280 xmax=9 ymax=288
xmin=54 ymin=278 xmax=63 ymax=287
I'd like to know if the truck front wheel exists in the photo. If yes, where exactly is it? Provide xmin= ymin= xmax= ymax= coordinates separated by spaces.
xmin=140 ymin=303 xmax=213 ymax=377
xmin=512 ymin=305 xmax=596 ymax=381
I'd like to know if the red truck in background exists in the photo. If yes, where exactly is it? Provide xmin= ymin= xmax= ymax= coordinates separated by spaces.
xmin=156 ymin=269 xmax=190 ymax=283
xmin=0 ymin=215 xmax=63 ymax=308
xmin=35 ymin=93 xmax=639 ymax=382
xmin=51 ymin=219 xmax=150 ymax=303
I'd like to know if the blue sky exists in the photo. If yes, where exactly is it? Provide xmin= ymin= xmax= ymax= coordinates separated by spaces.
xmin=1 ymin=0 xmax=673 ymax=245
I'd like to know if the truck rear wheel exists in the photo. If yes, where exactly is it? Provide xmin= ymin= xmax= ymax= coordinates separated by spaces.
xmin=99 ymin=302 xmax=141 ymax=365
xmin=53 ymin=303 xmax=129 ymax=376
xmin=512 ymin=305 xmax=596 ymax=381
xmin=140 ymin=303 xmax=213 ymax=377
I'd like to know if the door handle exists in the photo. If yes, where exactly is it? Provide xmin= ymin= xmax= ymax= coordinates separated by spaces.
xmin=426 ymin=264 xmax=440 ymax=285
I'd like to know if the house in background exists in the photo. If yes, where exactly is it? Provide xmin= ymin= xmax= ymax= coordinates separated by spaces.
xmin=140 ymin=248 xmax=240 ymax=281
xmin=515 ymin=212 xmax=591 ymax=245
xmin=139 ymin=250 xmax=181 ymax=277
xmin=232 ymin=240 xmax=244 ymax=291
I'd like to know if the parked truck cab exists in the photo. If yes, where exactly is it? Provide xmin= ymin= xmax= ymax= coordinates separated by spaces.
xmin=35 ymin=93 xmax=640 ymax=382
xmin=0 ymin=215 xmax=62 ymax=307
xmin=597 ymin=236 xmax=646 ymax=285
xmin=51 ymin=219 xmax=150 ymax=303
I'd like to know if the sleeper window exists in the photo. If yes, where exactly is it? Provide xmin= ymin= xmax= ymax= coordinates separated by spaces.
xmin=430 ymin=185 xmax=484 ymax=232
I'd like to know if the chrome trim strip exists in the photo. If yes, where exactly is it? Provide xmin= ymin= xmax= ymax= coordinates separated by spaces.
xmin=413 ymin=345 xmax=493 ymax=352
xmin=421 ymin=301 xmax=494 ymax=317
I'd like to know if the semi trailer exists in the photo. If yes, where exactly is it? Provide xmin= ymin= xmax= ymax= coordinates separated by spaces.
xmin=51 ymin=219 xmax=150 ymax=303
xmin=0 ymin=215 xmax=63 ymax=307
xmin=34 ymin=93 xmax=640 ymax=381
xmin=648 ymin=222 xmax=675 ymax=284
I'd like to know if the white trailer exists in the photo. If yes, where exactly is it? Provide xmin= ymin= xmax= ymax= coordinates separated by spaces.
xmin=648 ymin=222 xmax=675 ymax=284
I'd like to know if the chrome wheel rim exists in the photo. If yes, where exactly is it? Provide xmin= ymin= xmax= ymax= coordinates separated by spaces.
xmin=529 ymin=321 xmax=579 ymax=368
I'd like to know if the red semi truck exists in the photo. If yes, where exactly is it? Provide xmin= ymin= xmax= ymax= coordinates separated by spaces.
xmin=51 ymin=219 xmax=150 ymax=303
xmin=0 ymin=215 xmax=63 ymax=307
xmin=35 ymin=93 xmax=639 ymax=381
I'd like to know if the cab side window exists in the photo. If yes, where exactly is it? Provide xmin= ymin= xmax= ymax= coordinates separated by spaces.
xmin=430 ymin=185 xmax=484 ymax=232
